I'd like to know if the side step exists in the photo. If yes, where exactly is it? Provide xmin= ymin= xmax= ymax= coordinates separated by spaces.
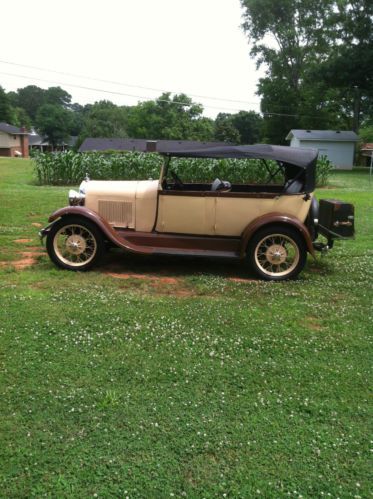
xmin=115 ymin=229 xmax=242 ymax=259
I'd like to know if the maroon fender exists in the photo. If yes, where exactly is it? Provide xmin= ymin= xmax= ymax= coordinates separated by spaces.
xmin=240 ymin=212 xmax=315 ymax=258
xmin=48 ymin=206 xmax=154 ymax=255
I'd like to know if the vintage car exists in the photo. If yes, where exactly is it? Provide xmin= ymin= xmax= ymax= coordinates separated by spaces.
xmin=39 ymin=145 xmax=355 ymax=281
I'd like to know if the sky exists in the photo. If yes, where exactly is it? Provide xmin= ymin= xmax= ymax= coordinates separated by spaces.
xmin=0 ymin=0 xmax=265 ymax=118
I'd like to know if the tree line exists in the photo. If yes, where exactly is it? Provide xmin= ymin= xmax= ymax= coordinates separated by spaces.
xmin=0 ymin=85 xmax=263 ymax=148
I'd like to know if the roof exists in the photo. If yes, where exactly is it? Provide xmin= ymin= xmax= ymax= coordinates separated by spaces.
xmin=78 ymin=138 xmax=227 ymax=153
xmin=0 ymin=122 xmax=29 ymax=135
xmin=164 ymin=144 xmax=318 ymax=193
xmin=29 ymin=134 xmax=78 ymax=147
xmin=29 ymin=133 xmax=44 ymax=146
xmin=286 ymin=129 xmax=359 ymax=142
xmin=361 ymin=143 xmax=373 ymax=156
xmin=164 ymin=144 xmax=318 ymax=169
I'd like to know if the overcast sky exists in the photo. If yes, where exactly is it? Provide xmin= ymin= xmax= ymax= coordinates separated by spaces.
xmin=0 ymin=0 xmax=265 ymax=118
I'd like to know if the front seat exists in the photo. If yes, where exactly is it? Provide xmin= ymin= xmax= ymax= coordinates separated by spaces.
xmin=284 ymin=179 xmax=303 ymax=193
xmin=211 ymin=178 xmax=231 ymax=191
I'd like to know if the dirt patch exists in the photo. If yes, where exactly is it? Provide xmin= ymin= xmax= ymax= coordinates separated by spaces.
xmin=31 ymin=222 xmax=42 ymax=228
xmin=107 ymin=272 xmax=179 ymax=284
xmin=14 ymin=238 xmax=33 ymax=244
xmin=0 ymin=248 xmax=45 ymax=270
xmin=306 ymin=316 xmax=323 ymax=331
xmin=0 ymin=253 xmax=38 ymax=270
xmin=105 ymin=271 xmax=195 ymax=297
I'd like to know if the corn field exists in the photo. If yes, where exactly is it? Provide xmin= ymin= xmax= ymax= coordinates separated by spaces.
xmin=32 ymin=151 xmax=333 ymax=187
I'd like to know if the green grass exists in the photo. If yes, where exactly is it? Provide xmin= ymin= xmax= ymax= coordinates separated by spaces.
xmin=0 ymin=158 xmax=372 ymax=498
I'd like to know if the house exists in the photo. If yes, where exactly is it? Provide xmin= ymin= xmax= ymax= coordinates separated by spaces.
xmin=0 ymin=122 xmax=29 ymax=158
xmin=78 ymin=138 xmax=227 ymax=154
xmin=360 ymin=143 xmax=373 ymax=167
xmin=286 ymin=129 xmax=359 ymax=170
xmin=29 ymin=132 xmax=77 ymax=152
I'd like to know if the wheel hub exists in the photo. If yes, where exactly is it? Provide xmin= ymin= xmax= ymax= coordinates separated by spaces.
xmin=66 ymin=235 xmax=86 ymax=255
xmin=266 ymin=244 xmax=287 ymax=264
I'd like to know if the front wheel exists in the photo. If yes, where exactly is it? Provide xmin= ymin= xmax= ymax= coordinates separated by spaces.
xmin=46 ymin=217 xmax=105 ymax=271
xmin=247 ymin=225 xmax=307 ymax=281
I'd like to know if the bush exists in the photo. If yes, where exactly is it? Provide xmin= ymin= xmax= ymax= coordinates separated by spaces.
xmin=33 ymin=151 xmax=332 ymax=187
xmin=315 ymin=155 xmax=334 ymax=187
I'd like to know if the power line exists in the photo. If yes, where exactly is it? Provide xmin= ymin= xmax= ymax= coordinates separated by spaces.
xmin=0 ymin=70 xmax=252 ymax=112
xmin=0 ymin=69 xmax=333 ymax=120
xmin=0 ymin=59 xmax=261 ymax=107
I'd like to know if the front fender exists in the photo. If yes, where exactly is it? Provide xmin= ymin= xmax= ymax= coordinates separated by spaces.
xmin=46 ymin=206 xmax=153 ymax=255
xmin=240 ymin=212 xmax=315 ymax=258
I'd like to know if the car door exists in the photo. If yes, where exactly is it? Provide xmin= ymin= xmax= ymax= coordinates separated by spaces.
xmin=155 ymin=191 xmax=216 ymax=235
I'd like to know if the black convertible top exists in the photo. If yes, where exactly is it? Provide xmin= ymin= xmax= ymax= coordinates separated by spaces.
xmin=163 ymin=144 xmax=318 ymax=169
xmin=163 ymin=144 xmax=319 ymax=193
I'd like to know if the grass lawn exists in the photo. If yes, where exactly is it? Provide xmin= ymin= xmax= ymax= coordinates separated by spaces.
xmin=0 ymin=158 xmax=372 ymax=498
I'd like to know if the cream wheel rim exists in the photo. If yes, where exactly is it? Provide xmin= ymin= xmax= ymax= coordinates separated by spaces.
xmin=254 ymin=233 xmax=300 ymax=277
xmin=53 ymin=224 xmax=97 ymax=267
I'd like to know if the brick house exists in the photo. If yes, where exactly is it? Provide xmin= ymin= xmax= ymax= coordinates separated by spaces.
xmin=0 ymin=122 xmax=29 ymax=158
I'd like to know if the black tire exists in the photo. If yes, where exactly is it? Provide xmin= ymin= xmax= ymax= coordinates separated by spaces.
xmin=46 ymin=216 xmax=105 ymax=271
xmin=247 ymin=224 xmax=307 ymax=281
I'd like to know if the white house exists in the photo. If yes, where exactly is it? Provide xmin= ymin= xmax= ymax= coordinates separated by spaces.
xmin=286 ymin=130 xmax=359 ymax=170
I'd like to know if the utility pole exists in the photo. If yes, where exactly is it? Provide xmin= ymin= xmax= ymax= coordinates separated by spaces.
xmin=353 ymin=86 xmax=360 ymax=133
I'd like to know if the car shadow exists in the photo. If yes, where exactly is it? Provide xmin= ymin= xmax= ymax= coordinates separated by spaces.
xmin=100 ymin=248 xmax=253 ymax=281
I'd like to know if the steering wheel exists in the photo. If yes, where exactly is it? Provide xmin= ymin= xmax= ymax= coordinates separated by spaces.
xmin=170 ymin=170 xmax=184 ymax=189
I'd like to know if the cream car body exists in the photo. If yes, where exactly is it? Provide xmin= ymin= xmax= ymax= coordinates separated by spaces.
xmin=40 ymin=144 xmax=355 ymax=281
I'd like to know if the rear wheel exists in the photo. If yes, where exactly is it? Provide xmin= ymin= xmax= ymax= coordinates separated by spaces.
xmin=247 ymin=225 xmax=307 ymax=281
xmin=46 ymin=217 xmax=105 ymax=271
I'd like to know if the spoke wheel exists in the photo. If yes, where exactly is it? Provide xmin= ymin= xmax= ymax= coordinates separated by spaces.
xmin=47 ymin=217 xmax=105 ymax=271
xmin=247 ymin=225 xmax=307 ymax=281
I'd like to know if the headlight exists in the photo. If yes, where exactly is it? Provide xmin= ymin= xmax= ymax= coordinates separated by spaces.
xmin=69 ymin=189 xmax=85 ymax=206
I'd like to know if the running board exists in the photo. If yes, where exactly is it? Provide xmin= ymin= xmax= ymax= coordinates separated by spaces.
xmin=115 ymin=229 xmax=242 ymax=259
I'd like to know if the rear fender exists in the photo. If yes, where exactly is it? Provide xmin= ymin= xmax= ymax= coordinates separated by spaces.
xmin=240 ymin=212 xmax=315 ymax=258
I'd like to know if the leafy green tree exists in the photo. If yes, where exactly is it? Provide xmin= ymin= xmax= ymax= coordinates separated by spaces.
xmin=313 ymin=0 xmax=373 ymax=129
xmin=214 ymin=113 xmax=240 ymax=143
xmin=231 ymin=111 xmax=263 ymax=144
xmin=68 ymin=103 xmax=85 ymax=137
xmin=240 ymin=0 xmax=339 ymax=142
xmin=0 ymin=86 xmax=14 ymax=123
xmin=17 ymin=85 xmax=46 ymax=121
xmin=240 ymin=0 xmax=373 ymax=142
xmin=45 ymin=87 xmax=72 ymax=108
xmin=359 ymin=126 xmax=373 ymax=143
xmin=11 ymin=107 xmax=32 ymax=128
xmin=79 ymin=100 xmax=129 ymax=139
xmin=127 ymin=93 xmax=214 ymax=141
xmin=35 ymin=104 xmax=72 ymax=147
xmin=214 ymin=111 xmax=263 ymax=144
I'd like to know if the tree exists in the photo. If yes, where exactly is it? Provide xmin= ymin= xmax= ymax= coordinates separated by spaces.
xmin=240 ymin=0 xmax=339 ymax=142
xmin=45 ymin=86 xmax=72 ymax=108
xmin=127 ymin=93 xmax=214 ymax=141
xmin=17 ymin=85 xmax=46 ymax=121
xmin=214 ymin=111 xmax=263 ymax=144
xmin=35 ymin=104 xmax=72 ymax=147
xmin=313 ymin=0 xmax=373 ymax=130
xmin=231 ymin=111 xmax=263 ymax=144
xmin=11 ymin=107 xmax=32 ymax=128
xmin=79 ymin=100 xmax=129 ymax=139
xmin=0 ymin=86 xmax=14 ymax=123
xmin=214 ymin=113 xmax=241 ymax=143
xmin=240 ymin=0 xmax=373 ymax=142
